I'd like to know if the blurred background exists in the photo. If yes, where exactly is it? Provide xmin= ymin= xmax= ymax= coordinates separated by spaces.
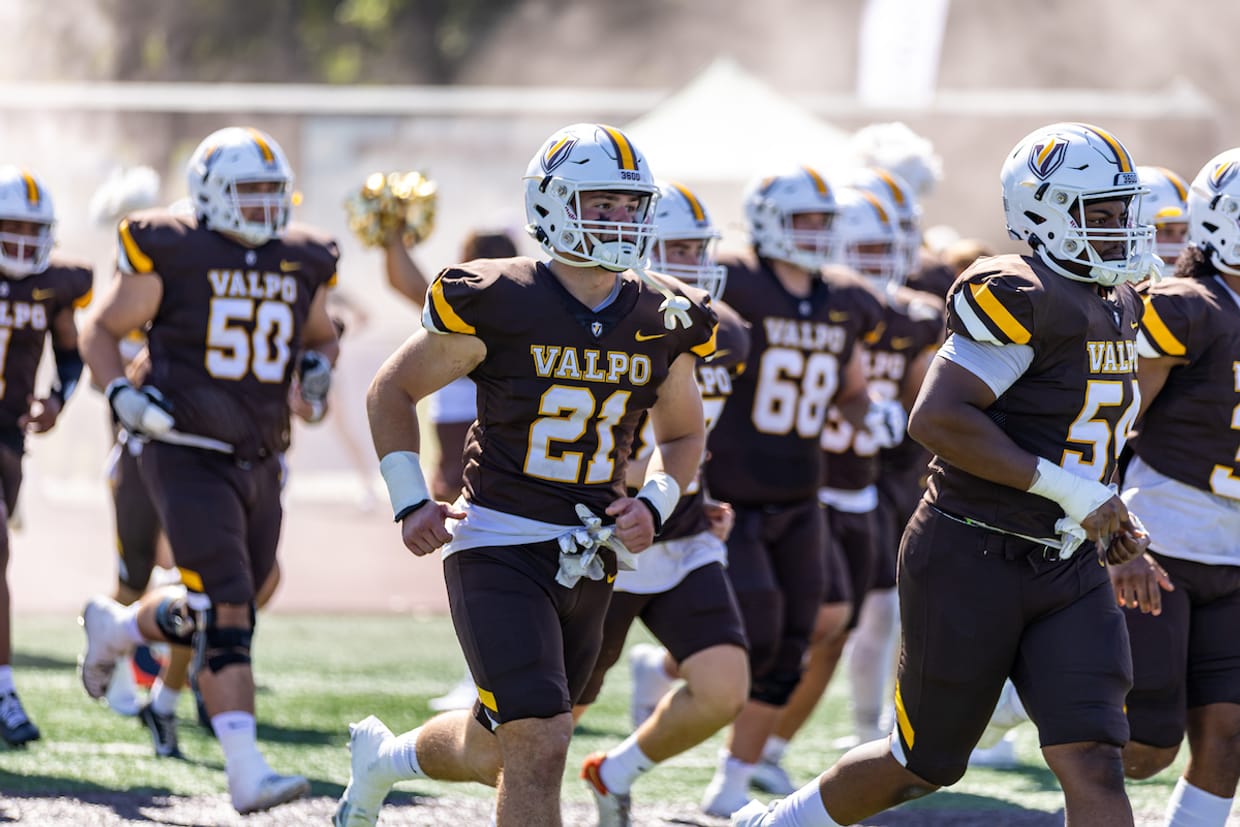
xmin=0 ymin=0 xmax=1232 ymax=605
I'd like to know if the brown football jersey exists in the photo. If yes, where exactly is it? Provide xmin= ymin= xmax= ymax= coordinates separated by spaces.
xmin=1131 ymin=275 xmax=1240 ymax=498
xmin=0 ymin=255 xmax=92 ymax=441
xmin=117 ymin=211 xmax=338 ymax=459
xmin=822 ymin=285 xmax=944 ymax=490
xmin=927 ymin=254 xmax=1142 ymax=539
xmin=422 ymin=257 xmax=717 ymax=526
xmin=705 ymin=251 xmax=884 ymax=505
xmin=628 ymin=299 xmax=750 ymax=540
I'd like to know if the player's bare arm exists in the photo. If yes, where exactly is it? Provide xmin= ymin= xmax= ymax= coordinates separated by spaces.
xmin=607 ymin=350 xmax=706 ymax=554
xmin=80 ymin=272 xmax=163 ymax=388
xmin=1134 ymin=353 xmax=1188 ymax=419
xmin=833 ymin=346 xmax=872 ymax=428
xmin=301 ymin=285 xmax=340 ymax=364
xmin=368 ymin=328 xmax=485 ymax=556
xmin=383 ymin=233 xmax=431 ymax=306
xmin=22 ymin=305 xmax=81 ymax=433
xmin=910 ymin=356 xmax=1133 ymax=544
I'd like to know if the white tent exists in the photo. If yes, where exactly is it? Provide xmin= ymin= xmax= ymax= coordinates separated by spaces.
xmin=625 ymin=57 xmax=853 ymax=184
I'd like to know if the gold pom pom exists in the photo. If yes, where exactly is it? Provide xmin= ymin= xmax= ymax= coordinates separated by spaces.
xmin=344 ymin=171 xmax=438 ymax=248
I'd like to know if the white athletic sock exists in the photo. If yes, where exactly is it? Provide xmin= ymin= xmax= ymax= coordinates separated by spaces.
xmin=848 ymin=588 xmax=898 ymax=735
xmin=601 ymin=732 xmax=655 ymax=794
xmin=380 ymin=726 xmax=425 ymax=779
xmin=149 ymin=679 xmax=181 ymax=717
xmin=0 ymin=665 xmax=14 ymax=695
xmin=720 ymin=753 xmax=757 ymax=796
xmin=1165 ymin=777 xmax=1234 ymax=827
xmin=763 ymin=735 xmax=790 ymax=763
xmin=213 ymin=711 xmax=268 ymax=777
xmin=771 ymin=778 xmax=843 ymax=826
xmin=122 ymin=611 xmax=146 ymax=646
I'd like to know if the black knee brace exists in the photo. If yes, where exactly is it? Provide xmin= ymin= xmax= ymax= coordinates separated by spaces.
xmin=198 ymin=604 xmax=256 ymax=674
xmin=154 ymin=594 xmax=196 ymax=646
xmin=750 ymin=670 xmax=803 ymax=707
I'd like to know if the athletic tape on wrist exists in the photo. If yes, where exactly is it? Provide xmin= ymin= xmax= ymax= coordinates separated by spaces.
xmin=1026 ymin=457 xmax=1113 ymax=524
xmin=636 ymin=472 xmax=681 ymax=525
xmin=379 ymin=451 xmax=431 ymax=520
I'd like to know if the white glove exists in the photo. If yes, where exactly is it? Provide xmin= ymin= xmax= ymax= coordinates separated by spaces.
xmin=106 ymin=378 xmax=174 ymax=437
xmin=864 ymin=399 xmax=907 ymax=449
xmin=297 ymin=351 xmax=332 ymax=423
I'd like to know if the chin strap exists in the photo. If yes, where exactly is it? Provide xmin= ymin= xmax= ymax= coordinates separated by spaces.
xmin=632 ymin=263 xmax=693 ymax=330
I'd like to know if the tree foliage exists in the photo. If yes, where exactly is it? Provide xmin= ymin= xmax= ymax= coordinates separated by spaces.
xmin=102 ymin=0 xmax=522 ymax=84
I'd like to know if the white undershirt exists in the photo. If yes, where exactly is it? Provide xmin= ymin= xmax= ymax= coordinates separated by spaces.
xmin=936 ymin=333 xmax=1034 ymax=397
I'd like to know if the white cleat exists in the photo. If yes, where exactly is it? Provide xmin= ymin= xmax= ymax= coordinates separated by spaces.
xmin=749 ymin=757 xmax=796 ymax=795
xmin=78 ymin=596 xmax=136 ymax=700
xmin=334 ymin=715 xmax=400 ymax=826
xmin=230 ymin=770 xmax=311 ymax=815
xmin=628 ymin=643 xmax=674 ymax=729
xmin=428 ymin=672 xmax=478 ymax=712
xmin=701 ymin=769 xmax=752 ymax=818
xmin=969 ymin=731 xmax=1019 ymax=769
xmin=581 ymin=752 xmax=632 ymax=827
xmin=731 ymin=799 xmax=780 ymax=826
xmin=104 ymin=655 xmax=142 ymax=717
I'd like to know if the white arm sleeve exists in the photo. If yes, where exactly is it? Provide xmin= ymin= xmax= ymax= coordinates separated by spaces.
xmin=936 ymin=333 xmax=1034 ymax=397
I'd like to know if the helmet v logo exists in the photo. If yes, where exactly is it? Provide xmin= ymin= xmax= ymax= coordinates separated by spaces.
xmin=1028 ymin=140 xmax=1067 ymax=180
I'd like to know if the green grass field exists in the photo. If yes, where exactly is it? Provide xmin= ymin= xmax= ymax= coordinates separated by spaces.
xmin=2 ymin=612 xmax=1192 ymax=822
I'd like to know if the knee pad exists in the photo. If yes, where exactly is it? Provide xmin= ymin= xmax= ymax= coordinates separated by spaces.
xmin=197 ymin=604 xmax=256 ymax=674
xmin=750 ymin=669 xmax=802 ymax=706
xmin=154 ymin=589 xmax=196 ymax=647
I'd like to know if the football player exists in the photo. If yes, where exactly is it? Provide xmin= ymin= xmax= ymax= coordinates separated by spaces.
xmin=1111 ymin=148 xmax=1240 ymax=827
xmin=77 ymin=126 xmax=339 ymax=815
xmin=334 ymin=123 xmax=715 ymax=827
xmin=1137 ymin=165 xmax=1190 ymax=267
xmin=574 ymin=181 xmax=751 ymax=827
xmin=754 ymin=184 xmax=943 ymax=795
xmin=0 ymin=167 xmax=93 ymax=747
xmin=382 ymin=229 xmax=520 ymax=713
xmin=698 ymin=167 xmax=885 ymax=817
xmin=734 ymin=122 xmax=1158 ymax=827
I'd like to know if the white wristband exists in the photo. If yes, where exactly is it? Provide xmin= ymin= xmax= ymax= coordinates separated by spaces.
xmin=379 ymin=451 xmax=431 ymax=519
xmin=1026 ymin=457 xmax=1114 ymax=525
xmin=636 ymin=471 xmax=681 ymax=525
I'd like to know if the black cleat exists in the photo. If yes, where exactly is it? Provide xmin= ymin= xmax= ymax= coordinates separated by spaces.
xmin=138 ymin=702 xmax=183 ymax=758
xmin=0 ymin=691 xmax=40 ymax=747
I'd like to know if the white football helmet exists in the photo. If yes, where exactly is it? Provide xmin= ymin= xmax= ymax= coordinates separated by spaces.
xmin=744 ymin=167 xmax=840 ymax=270
xmin=849 ymin=166 xmax=921 ymax=275
xmin=649 ymin=181 xmax=726 ymax=300
xmin=1137 ymin=165 xmax=1189 ymax=262
xmin=0 ymin=166 xmax=55 ymax=278
xmin=187 ymin=126 xmax=293 ymax=246
xmin=835 ymin=186 xmax=903 ymax=290
xmin=1001 ymin=122 xmax=1157 ymax=286
xmin=1187 ymin=148 xmax=1240 ymax=277
xmin=523 ymin=123 xmax=658 ymax=272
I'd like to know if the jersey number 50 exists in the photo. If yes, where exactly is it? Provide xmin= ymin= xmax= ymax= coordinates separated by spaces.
xmin=206 ymin=298 xmax=295 ymax=382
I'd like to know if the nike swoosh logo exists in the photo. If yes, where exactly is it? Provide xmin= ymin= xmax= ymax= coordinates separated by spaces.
xmin=890 ymin=336 xmax=914 ymax=349
xmin=829 ymin=311 xmax=850 ymax=322
xmin=279 ymin=260 xmax=302 ymax=272
xmin=606 ymin=573 xmax=616 ymax=583
xmin=31 ymin=288 xmax=55 ymax=300
xmin=1130 ymin=321 xmax=1139 ymax=329
xmin=634 ymin=331 xmax=667 ymax=342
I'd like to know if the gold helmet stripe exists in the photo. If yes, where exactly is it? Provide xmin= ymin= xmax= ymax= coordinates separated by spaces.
xmin=21 ymin=171 xmax=39 ymax=206
xmin=1158 ymin=167 xmax=1188 ymax=202
xmin=859 ymin=190 xmax=891 ymax=225
xmin=802 ymin=166 xmax=831 ymax=197
xmin=669 ymin=182 xmax=706 ymax=222
xmin=599 ymin=125 xmax=637 ymax=171
xmin=873 ymin=168 xmax=907 ymax=206
xmin=245 ymin=128 xmax=276 ymax=164
xmin=1076 ymin=124 xmax=1133 ymax=173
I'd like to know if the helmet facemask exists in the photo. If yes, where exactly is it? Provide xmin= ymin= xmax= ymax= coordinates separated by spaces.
xmin=0 ymin=218 xmax=53 ymax=278
xmin=651 ymin=235 xmax=726 ymax=300
xmin=220 ymin=178 xmax=292 ymax=247
xmin=1034 ymin=185 xmax=1155 ymax=286
xmin=188 ymin=127 xmax=294 ymax=247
